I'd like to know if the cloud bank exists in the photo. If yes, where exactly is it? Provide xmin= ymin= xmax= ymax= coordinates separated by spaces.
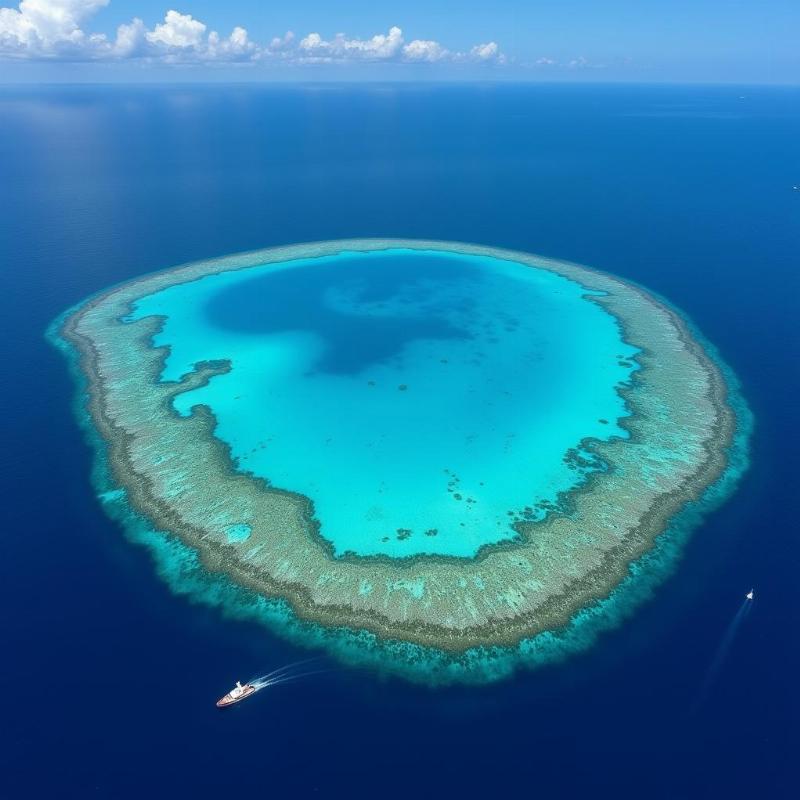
xmin=0 ymin=1 xmax=505 ymax=66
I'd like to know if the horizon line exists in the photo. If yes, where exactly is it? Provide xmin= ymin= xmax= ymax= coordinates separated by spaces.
xmin=1 ymin=78 xmax=799 ymax=88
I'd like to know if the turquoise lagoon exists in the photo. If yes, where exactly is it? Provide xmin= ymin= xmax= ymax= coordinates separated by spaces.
xmin=128 ymin=248 xmax=638 ymax=558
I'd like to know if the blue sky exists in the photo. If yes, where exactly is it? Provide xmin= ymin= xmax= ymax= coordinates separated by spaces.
xmin=0 ymin=0 xmax=797 ymax=83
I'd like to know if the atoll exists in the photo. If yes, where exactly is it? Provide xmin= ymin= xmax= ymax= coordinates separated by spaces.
xmin=51 ymin=240 xmax=750 ymax=682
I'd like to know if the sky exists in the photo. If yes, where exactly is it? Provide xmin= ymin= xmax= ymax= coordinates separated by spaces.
xmin=0 ymin=0 xmax=798 ymax=83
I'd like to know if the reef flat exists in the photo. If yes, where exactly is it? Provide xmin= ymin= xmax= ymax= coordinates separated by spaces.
xmin=54 ymin=239 xmax=747 ymax=672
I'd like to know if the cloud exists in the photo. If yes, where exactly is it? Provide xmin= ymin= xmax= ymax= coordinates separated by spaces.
xmin=297 ymin=25 xmax=405 ymax=62
xmin=294 ymin=27 xmax=507 ymax=66
xmin=0 ymin=0 xmax=110 ymax=58
xmin=470 ymin=41 xmax=500 ymax=61
xmin=145 ymin=10 xmax=204 ymax=49
xmin=568 ymin=56 xmax=590 ymax=69
xmin=0 ymin=1 xmax=506 ymax=67
xmin=206 ymin=26 xmax=255 ymax=62
xmin=268 ymin=30 xmax=294 ymax=53
xmin=522 ymin=55 xmax=605 ymax=70
xmin=136 ymin=11 xmax=257 ymax=62
xmin=113 ymin=16 xmax=145 ymax=57
xmin=403 ymin=39 xmax=449 ymax=63
xmin=403 ymin=39 xmax=450 ymax=62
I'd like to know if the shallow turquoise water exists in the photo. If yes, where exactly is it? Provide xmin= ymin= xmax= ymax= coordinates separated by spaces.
xmin=129 ymin=247 xmax=638 ymax=557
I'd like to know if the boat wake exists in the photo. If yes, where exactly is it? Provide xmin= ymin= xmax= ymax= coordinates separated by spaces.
xmin=248 ymin=658 xmax=326 ymax=692
xmin=692 ymin=596 xmax=753 ymax=712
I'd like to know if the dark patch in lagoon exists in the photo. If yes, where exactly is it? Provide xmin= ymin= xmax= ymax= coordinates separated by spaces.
xmin=205 ymin=251 xmax=478 ymax=376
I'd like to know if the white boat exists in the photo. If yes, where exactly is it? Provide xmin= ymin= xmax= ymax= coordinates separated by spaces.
xmin=216 ymin=680 xmax=256 ymax=708
xmin=746 ymin=589 xmax=754 ymax=601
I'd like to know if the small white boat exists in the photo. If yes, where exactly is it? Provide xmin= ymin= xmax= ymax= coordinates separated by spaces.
xmin=746 ymin=589 xmax=754 ymax=601
xmin=216 ymin=680 xmax=256 ymax=708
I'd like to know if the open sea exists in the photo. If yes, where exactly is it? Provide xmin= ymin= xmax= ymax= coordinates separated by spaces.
xmin=1 ymin=83 xmax=798 ymax=798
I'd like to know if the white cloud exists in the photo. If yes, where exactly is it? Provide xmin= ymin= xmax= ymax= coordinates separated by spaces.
xmin=470 ymin=41 xmax=498 ymax=61
xmin=146 ymin=10 xmax=204 ymax=49
xmin=0 ymin=0 xmax=110 ymax=58
xmin=113 ymin=16 xmax=146 ymax=58
xmin=206 ymin=26 xmax=255 ymax=61
xmin=292 ymin=27 xmax=506 ymax=66
xmin=403 ymin=39 xmax=449 ymax=63
xmin=0 ymin=1 xmax=506 ymax=67
xmin=298 ymin=25 xmax=405 ymax=62
xmin=298 ymin=32 xmax=322 ymax=52
xmin=268 ymin=30 xmax=294 ymax=52
xmin=345 ymin=25 xmax=404 ymax=59
xmin=135 ymin=12 xmax=257 ymax=62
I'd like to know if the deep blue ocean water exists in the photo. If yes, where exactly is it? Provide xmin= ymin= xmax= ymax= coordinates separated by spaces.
xmin=1 ymin=83 xmax=798 ymax=798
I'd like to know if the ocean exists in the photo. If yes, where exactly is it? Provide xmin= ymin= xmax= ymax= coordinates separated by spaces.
xmin=1 ymin=83 xmax=797 ymax=797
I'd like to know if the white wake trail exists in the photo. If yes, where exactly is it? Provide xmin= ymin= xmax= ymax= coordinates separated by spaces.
xmin=248 ymin=658 xmax=324 ymax=691
xmin=692 ymin=598 xmax=753 ymax=713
